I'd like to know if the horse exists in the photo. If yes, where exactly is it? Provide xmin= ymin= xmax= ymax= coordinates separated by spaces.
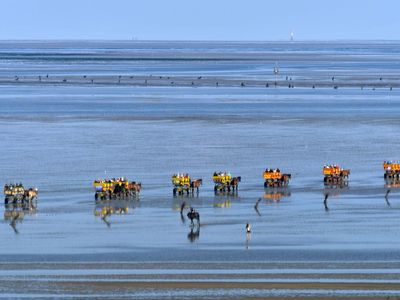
xmin=229 ymin=176 xmax=241 ymax=192
xmin=113 ymin=184 xmax=128 ymax=199
xmin=281 ymin=174 xmax=291 ymax=186
xmin=190 ymin=179 xmax=202 ymax=194
xmin=24 ymin=188 xmax=38 ymax=203
xmin=340 ymin=169 xmax=350 ymax=178
xmin=187 ymin=208 xmax=200 ymax=225
xmin=128 ymin=182 xmax=141 ymax=196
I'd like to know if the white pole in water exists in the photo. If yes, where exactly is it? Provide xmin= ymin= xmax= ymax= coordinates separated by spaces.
xmin=290 ymin=31 xmax=294 ymax=42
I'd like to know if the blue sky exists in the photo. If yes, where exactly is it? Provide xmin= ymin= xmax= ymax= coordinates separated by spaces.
xmin=0 ymin=0 xmax=398 ymax=40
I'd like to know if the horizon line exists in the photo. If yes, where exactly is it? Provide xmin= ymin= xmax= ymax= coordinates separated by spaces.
xmin=0 ymin=38 xmax=399 ymax=43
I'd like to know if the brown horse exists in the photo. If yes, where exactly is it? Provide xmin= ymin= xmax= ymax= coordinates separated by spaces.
xmin=24 ymin=188 xmax=38 ymax=203
xmin=281 ymin=174 xmax=291 ymax=186
xmin=190 ymin=179 xmax=202 ymax=194
xmin=128 ymin=182 xmax=142 ymax=196
xmin=340 ymin=169 xmax=350 ymax=178
xmin=229 ymin=176 xmax=241 ymax=191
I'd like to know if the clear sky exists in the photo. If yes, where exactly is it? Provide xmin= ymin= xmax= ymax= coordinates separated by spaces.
xmin=0 ymin=0 xmax=398 ymax=40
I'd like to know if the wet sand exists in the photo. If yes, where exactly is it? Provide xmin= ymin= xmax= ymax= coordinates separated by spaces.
xmin=3 ymin=74 xmax=399 ymax=89
xmin=2 ymin=261 xmax=400 ymax=298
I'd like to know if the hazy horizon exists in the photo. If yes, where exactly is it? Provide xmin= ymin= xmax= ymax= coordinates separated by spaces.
xmin=0 ymin=0 xmax=398 ymax=40
xmin=0 ymin=39 xmax=399 ymax=42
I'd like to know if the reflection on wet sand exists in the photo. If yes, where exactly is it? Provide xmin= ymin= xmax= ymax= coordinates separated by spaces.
xmin=384 ymin=179 xmax=400 ymax=207
xmin=4 ymin=202 xmax=37 ymax=234
xmin=172 ymin=198 xmax=202 ymax=213
xmin=213 ymin=200 xmax=231 ymax=208
xmin=214 ymin=189 xmax=239 ymax=197
xmin=94 ymin=200 xmax=136 ymax=228
xmin=246 ymin=232 xmax=251 ymax=249
xmin=252 ymin=188 xmax=292 ymax=215
xmin=263 ymin=188 xmax=291 ymax=202
xmin=213 ymin=193 xmax=240 ymax=209
xmin=187 ymin=226 xmax=200 ymax=243
xmin=385 ymin=178 xmax=400 ymax=189
xmin=322 ymin=184 xmax=349 ymax=211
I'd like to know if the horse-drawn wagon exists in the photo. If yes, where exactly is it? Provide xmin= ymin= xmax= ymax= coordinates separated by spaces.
xmin=263 ymin=169 xmax=291 ymax=187
xmin=323 ymin=165 xmax=350 ymax=185
xmin=3 ymin=183 xmax=38 ymax=204
xmin=172 ymin=173 xmax=202 ymax=196
xmin=93 ymin=178 xmax=141 ymax=200
xmin=212 ymin=172 xmax=241 ymax=194
xmin=383 ymin=161 xmax=400 ymax=179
